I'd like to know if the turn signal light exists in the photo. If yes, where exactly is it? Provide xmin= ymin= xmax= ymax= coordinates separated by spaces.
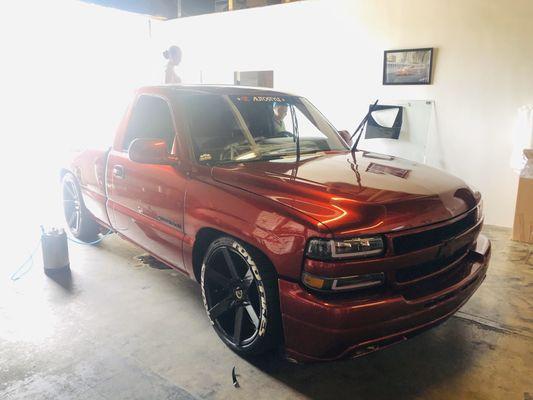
xmin=302 ymin=271 xmax=385 ymax=292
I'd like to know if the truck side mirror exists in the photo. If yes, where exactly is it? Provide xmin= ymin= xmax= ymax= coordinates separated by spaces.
xmin=128 ymin=138 xmax=178 ymax=165
xmin=338 ymin=130 xmax=352 ymax=146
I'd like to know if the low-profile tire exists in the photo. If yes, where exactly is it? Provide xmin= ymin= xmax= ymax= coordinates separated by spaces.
xmin=61 ymin=173 xmax=100 ymax=243
xmin=201 ymin=236 xmax=282 ymax=356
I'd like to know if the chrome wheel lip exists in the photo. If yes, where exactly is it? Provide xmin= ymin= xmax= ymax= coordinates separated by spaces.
xmin=203 ymin=245 xmax=263 ymax=347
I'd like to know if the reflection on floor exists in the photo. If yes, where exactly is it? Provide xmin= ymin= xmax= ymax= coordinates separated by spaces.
xmin=0 ymin=226 xmax=531 ymax=400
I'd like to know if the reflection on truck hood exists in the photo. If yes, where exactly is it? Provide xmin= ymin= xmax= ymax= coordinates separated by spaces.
xmin=211 ymin=151 xmax=478 ymax=235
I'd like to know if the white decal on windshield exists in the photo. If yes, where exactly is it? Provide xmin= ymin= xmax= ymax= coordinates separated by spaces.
xmin=252 ymin=96 xmax=286 ymax=102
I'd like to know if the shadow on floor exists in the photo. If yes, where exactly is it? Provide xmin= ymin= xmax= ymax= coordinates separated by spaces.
xmin=244 ymin=321 xmax=481 ymax=400
xmin=45 ymin=266 xmax=73 ymax=292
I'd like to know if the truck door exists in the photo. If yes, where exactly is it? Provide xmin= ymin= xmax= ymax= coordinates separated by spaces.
xmin=106 ymin=94 xmax=187 ymax=272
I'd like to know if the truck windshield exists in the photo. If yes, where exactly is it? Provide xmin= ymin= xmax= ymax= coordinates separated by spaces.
xmin=180 ymin=93 xmax=347 ymax=164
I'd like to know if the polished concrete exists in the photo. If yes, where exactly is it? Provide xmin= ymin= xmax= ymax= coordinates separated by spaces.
xmin=1 ymin=225 xmax=532 ymax=400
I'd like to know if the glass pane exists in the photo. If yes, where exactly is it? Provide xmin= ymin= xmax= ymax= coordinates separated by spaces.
xmin=123 ymin=96 xmax=175 ymax=151
xmin=181 ymin=93 xmax=347 ymax=164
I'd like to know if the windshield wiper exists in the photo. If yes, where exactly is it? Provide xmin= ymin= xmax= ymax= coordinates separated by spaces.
xmin=351 ymin=99 xmax=379 ymax=152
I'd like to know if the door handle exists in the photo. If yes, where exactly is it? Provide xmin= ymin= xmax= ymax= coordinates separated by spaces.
xmin=112 ymin=165 xmax=125 ymax=179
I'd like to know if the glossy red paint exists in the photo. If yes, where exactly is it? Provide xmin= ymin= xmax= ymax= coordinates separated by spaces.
xmin=65 ymin=85 xmax=490 ymax=362
xmin=128 ymin=138 xmax=179 ymax=165
xmin=281 ymin=229 xmax=490 ymax=362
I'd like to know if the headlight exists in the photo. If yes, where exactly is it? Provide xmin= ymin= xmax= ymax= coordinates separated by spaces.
xmin=302 ymin=271 xmax=385 ymax=292
xmin=306 ymin=236 xmax=385 ymax=260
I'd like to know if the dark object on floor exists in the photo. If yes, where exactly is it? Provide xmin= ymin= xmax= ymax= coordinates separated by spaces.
xmin=42 ymin=227 xmax=70 ymax=273
xmin=232 ymin=366 xmax=239 ymax=388
xmin=136 ymin=254 xmax=171 ymax=269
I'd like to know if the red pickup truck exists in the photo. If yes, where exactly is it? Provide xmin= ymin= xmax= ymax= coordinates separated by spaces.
xmin=61 ymin=85 xmax=490 ymax=362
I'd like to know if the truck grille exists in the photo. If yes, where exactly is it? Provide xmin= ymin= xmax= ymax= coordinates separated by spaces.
xmin=400 ymin=261 xmax=473 ymax=300
xmin=392 ymin=209 xmax=477 ymax=255
xmin=395 ymin=244 xmax=470 ymax=283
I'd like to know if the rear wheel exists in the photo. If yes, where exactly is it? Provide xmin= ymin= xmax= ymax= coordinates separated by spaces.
xmin=61 ymin=173 xmax=100 ymax=242
xmin=201 ymin=236 xmax=282 ymax=356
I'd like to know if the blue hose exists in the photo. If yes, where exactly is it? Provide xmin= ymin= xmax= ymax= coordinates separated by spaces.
xmin=67 ymin=230 xmax=114 ymax=245
xmin=10 ymin=229 xmax=114 ymax=281
xmin=10 ymin=242 xmax=41 ymax=281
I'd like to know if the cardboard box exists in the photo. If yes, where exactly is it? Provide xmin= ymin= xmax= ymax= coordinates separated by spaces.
xmin=512 ymin=149 xmax=533 ymax=243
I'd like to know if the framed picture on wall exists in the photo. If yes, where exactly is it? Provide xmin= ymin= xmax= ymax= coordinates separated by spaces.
xmin=383 ymin=48 xmax=433 ymax=85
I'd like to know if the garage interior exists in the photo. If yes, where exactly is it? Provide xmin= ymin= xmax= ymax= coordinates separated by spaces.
xmin=1 ymin=0 xmax=532 ymax=399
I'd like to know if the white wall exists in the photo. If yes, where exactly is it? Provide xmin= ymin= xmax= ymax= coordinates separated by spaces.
xmin=1 ymin=0 xmax=154 ymax=151
xmin=0 ymin=0 xmax=153 ymax=242
xmin=151 ymin=0 xmax=533 ymax=227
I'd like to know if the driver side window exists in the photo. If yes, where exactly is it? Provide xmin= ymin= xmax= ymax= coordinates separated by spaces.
xmin=182 ymin=94 xmax=250 ymax=162
xmin=123 ymin=95 xmax=176 ymax=152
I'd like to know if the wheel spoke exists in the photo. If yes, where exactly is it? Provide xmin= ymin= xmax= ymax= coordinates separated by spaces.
xmin=208 ymin=294 xmax=234 ymax=320
xmin=205 ymin=268 xmax=231 ymax=288
xmin=68 ymin=211 xmax=77 ymax=228
xmin=65 ymin=183 xmax=76 ymax=199
xmin=75 ymin=211 xmax=81 ymax=231
xmin=242 ymin=269 xmax=254 ymax=290
xmin=222 ymin=247 xmax=240 ymax=279
xmin=244 ymin=304 xmax=260 ymax=329
xmin=233 ymin=306 xmax=244 ymax=345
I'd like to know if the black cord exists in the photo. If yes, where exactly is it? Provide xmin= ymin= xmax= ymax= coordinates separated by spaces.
xmin=351 ymin=99 xmax=379 ymax=151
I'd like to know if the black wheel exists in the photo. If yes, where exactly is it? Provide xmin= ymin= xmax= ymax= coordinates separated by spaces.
xmin=61 ymin=173 xmax=100 ymax=242
xmin=201 ymin=236 xmax=282 ymax=356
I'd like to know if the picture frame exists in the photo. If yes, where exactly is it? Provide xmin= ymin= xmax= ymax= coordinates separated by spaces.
xmin=383 ymin=48 xmax=433 ymax=85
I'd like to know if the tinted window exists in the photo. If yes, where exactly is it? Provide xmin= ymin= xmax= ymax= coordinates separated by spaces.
xmin=123 ymin=96 xmax=175 ymax=151
xmin=181 ymin=93 xmax=346 ymax=164
xmin=181 ymin=95 xmax=246 ymax=161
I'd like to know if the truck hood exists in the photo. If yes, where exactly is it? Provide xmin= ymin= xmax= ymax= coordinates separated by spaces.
xmin=211 ymin=151 xmax=479 ymax=235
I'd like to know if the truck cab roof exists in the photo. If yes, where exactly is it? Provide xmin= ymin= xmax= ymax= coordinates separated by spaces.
xmin=137 ymin=84 xmax=298 ymax=98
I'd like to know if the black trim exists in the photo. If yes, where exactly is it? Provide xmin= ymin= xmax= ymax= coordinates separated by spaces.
xmin=393 ymin=209 xmax=478 ymax=255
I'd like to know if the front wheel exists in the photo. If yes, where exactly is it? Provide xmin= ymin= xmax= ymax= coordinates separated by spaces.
xmin=201 ymin=237 xmax=282 ymax=356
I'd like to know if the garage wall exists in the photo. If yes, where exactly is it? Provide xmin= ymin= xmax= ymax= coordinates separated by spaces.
xmin=151 ymin=0 xmax=533 ymax=227
xmin=1 ymin=0 xmax=153 ymax=230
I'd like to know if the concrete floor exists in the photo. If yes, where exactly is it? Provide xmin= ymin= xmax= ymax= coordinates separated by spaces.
xmin=1 ymin=225 xmax=532 ymax=400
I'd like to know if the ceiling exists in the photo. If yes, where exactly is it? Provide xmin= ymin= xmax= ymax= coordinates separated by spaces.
xmin=80 ymin=0 xmax=297 ymax=19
